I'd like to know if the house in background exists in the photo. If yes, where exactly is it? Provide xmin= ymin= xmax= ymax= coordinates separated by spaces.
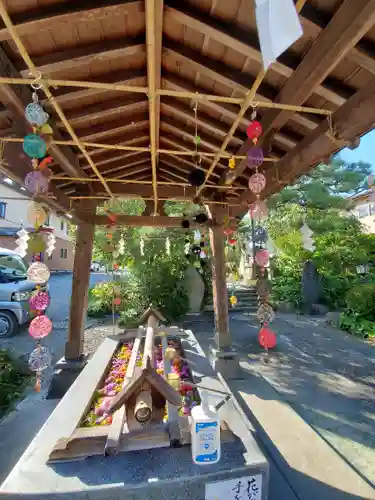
xmin=0 ymin=181 xmax=74 ymax=271
xmin=350 ymin=189 xmax=375 ymax=233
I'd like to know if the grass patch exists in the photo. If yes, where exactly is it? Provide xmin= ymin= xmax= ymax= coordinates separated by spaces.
xmin=0 ymin=349 xmax=30 ymax=418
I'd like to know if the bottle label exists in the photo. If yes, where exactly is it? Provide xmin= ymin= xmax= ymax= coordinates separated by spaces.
xmin=195 ymin=421 xmax=218 ymax=463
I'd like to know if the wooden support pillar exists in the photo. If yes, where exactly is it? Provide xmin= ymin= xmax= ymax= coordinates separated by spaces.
xmin=65 ymin=217 xmax=95 ymax=360
xmin=209 ymin=215 xmax=231 ymax=350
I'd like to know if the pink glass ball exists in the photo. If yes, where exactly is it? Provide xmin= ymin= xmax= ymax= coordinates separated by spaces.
xmin=25 ymin=171 xmax=49 ymax=195
xmin=29 ymin=291 xmax=50 ymax=311
xmin=29 ymin=314 xmax=52 ymax=339
xmin=255 ymin=249 xmax=270 ymax=268
xmin=247 ymin=147 xmax=264 ymax=167
xmin=248 ymin=173 xmax=266 ymax=194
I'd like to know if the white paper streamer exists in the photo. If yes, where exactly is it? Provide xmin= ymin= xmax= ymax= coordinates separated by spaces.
xmin=255 ymin=0 xmax=303 ymax=70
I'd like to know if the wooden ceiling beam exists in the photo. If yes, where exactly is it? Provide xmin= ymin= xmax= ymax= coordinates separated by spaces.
xmin=227 ymin=0 xmax=375 ymax=186
xmin=301 ymin=2 xmax=375 ymax=75
xmin=93 ymin=183 xmax=197 ymax=199
xmin=93 ymin=214 xmax=210 ymax=227
xmin=162 ymin=153 xmax=220 ymax=179
xmin=161 ymin=97 xmax=243 ymax=146
xmin=73 ymin=115 xmax=149 ymax=142
xmin=16 ymin=35 xmax=145 ymax=77
xmin=162 ymin=72 xmax=300 ymax=148
xmin=43 ymin=68 xmax=146 ymax=108
xmin=235 ymin=76 xmax=375 ymax=211
xmin=100 ymin=155 xmax=150 ymax=176
xmin=165 ymin=0 xmax=349 ymax=107
xmin=160 ymin=158 xmax=217 ymax=186
xmin=163 ymin=37 xmax=276 ymax=102
xmin=159 ymin=135 xmax=227 ymax=170
xmin=158 ymin=166 xmax=189 ymax=184
xmin=82 ymin=150 xmax=146 ymax=169
xmin=0 ymin=1 xmax=141 ymax=41
xmin=160 ymin=118 xmax=234 ymax=155
xmin=114 ymin=165 xmax=151 ymax=180
xmin=162 ymin=69 xmax=317 ymax=133
xmin=79 ymin=134 xmax=150 ymax=158
xmin=56 ymin=96 xmax=148 ymax=128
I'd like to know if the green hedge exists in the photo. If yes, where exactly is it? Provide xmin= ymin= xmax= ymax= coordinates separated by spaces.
xmin=0 ymin=350 xmax=29 ymax=417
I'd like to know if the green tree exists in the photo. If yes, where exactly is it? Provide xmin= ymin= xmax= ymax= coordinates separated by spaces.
xmin=267 ymin=157 xmax=373 ymax=308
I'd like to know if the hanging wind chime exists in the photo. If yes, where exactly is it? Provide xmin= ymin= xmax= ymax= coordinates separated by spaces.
xmin=245 ymin=111 xmax=277 ymax=355
xmin=188 ymin=101 xmax=205 ymax=188
xmin=20 ymin=81 xmax=56 ymax=391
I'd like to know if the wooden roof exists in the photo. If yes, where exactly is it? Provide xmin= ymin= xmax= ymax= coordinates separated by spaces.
xmin=0 ymin=0 xmax=375 ymax=221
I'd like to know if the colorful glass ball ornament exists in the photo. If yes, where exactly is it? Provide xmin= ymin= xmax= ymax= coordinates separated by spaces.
xmin=113 ymin=297 xmax=121 ymax=306
xmin=25 ymin=170 xmax=49 ymax=195
xmin=29 ymin=314 xmax=52 ymax=339
xmin=28 ymin=233 xmax=47 ymax=253
xmin=254 ymin=226 xmax=268 ymax=244
xmin=257 ymin=303 xmax=275 ymax=323
xmin=23 ymin=134 xmax=47 ymax=159
xmin=247 ymin=147 xmax=264 ymax=167
xmin=229 ymin=295 xmax=237 ymax=306
xmin=29 ymin=291 xmax=50 ymax=311
xmin=27 ymin=262 xmax=50 ymax=284
xmin=249 ymin=199 xmax=268 ymax=220
xmin=246 ymin=121 xmax=262 ymax=141
xmin=27 ymin=202 xmax=47 ymax=228
xmin=255 ymin=249 xmax=270 ymax=267
xmin=28 ymin=345 xmax=52 ymax=372
xmin=25 ymin=103 xmax=49 ymax=127
xmin=228 ymin=238 xmax=237 ymax=245
xmin=248 ymin=172 xmax=266 ymax=195
xmin=258 ymin=327 xmax=277 ymax=349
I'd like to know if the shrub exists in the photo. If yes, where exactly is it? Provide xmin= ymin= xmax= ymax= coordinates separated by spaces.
xmin=339 ymin=312 xmax=375 ymax=339
xmin=88 ymin=281 xmax=128 ymax=317
xmin=0 ymin=350 xmax=29 ymax=417
xmin=345 ymin=283 xmax=375 ymax=320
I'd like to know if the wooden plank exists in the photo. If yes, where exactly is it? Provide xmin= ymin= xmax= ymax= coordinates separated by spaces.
xmin=161 ymin=98 xmax=243 ymax=146
xmin=17 ymin=35 xmax=145 ymax=76
xmin=161 ymin=336 xmax=181 ymax=447
xmin=165 ymin=0 xmax=348 ymax=107
xmin=56 ymin=96 xmax=148 ymax=128
xmin=75 ymin=117 xmax=149 ymax=142
xmin=65 ymin=210 xmax=96 ymax=360
xmin=79 ymin=134 xmax=150 ymax=158
xmin=0 ymin=0 xmax=141 ymax=41
xmin=162 ymin=71 xmax=313 ymax=135
xmin=43 ymin=68 xmax=146 ymax=107
xmin=228 ymin=0 xmax=375 ymax=185
xmin=93 ymin=214 xmax=211 ymax=227
xmin=50 ymin=336 xmax=120 ymax=456
xmin=105 ymin=329 xmax=142 ymax=455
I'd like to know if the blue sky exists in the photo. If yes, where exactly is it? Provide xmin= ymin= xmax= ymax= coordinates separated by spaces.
xmin=339 ymin=129 xmax=375 ymax=171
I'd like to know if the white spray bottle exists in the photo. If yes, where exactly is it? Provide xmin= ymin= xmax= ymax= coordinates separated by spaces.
xmin=191 ymin=390 xmax=230 ymax=465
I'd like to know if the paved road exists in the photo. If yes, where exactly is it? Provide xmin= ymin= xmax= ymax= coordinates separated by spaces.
xmin=0 ymin=272 xmax=109 ymax=365
xmin=231 ymin=313 xmax=375 ymax=487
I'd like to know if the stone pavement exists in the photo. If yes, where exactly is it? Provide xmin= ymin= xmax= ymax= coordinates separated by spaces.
xmin=184 ymin=312 xmax=375 ymax=496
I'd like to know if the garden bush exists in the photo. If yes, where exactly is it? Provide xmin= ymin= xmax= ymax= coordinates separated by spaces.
xmin=0 ymin=349 xmax=29 ymax=417
xmin=88 ymin=281 xmax=127 ymax=317
xmin=345 ymin=283 xmax=375 ymax=320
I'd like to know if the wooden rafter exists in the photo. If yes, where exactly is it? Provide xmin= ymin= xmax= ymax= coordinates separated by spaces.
xmin=0 ymin=0 xmax=141 ymax=41
xmin=73 ymin=115 xmax=149 ymax=143
xmin=0 ymin=0 xmax=114 ymax=199
xmin=227 ymin=0 xmax=375 ymax=187
xmin=164 ymin=0 xmax=349 ymax=107
xmin=145 ymin=0 xmax=162 ymax=214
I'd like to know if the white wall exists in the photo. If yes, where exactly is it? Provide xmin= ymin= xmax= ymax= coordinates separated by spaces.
xmin=0 ymin=183 xmax=70 ymax=241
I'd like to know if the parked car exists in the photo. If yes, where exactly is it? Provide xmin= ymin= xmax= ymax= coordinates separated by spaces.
xmin=90 ymin=262 xmax=101 ymax=272
xmin=0 ymin=248 xmax=48 ymax=337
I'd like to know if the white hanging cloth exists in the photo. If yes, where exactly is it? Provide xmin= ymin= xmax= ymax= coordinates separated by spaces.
xmin=300 ymin=223 xmax=315 ymax=251
xmin=255 ymin=0 xmax=303 ymax=70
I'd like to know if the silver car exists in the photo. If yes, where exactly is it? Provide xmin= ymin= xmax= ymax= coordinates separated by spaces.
xmin=0 ymin=248 xmax=48 ymax=337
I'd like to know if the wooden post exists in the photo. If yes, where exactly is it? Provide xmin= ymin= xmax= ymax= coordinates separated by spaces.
xmin=209 ymin=211 xmax=231 ymax=350
xmin=65 ymin=217 xmax=95 ymax=360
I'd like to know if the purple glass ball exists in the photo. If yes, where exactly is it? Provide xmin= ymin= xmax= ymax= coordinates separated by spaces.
xmin=247 ymin=147 xmax=264 ymax=167
xmin=25 ymin=171 xmax=49 ymax=195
